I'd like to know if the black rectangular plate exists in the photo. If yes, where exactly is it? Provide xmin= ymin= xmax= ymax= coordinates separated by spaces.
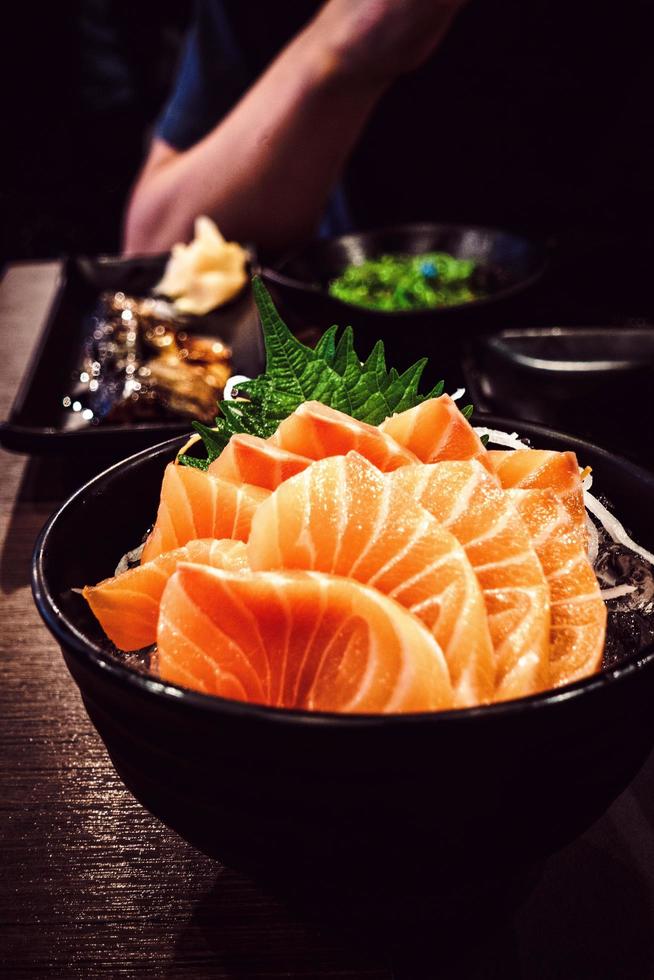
xmin=0 ymin=255 xmax=265 ymax=455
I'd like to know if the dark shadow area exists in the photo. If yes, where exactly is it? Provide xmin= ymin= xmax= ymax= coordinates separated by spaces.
xmin=512 ymin=835 xmax=654 ymax=980
xmin=2 ymin=1 xmax=192 ymax=266
xmin=169 ymin=856 xmax=542 ymax=979
xmin=630 ymin=750 xmax=654 ymax=833
xmin=12 ymin=451 xmax=131 ymax=503
xmin=0 ymin=451 xmax=128 ymax=594
xmin=169 ymin=866 xmax=391 ymax=979
xmin=388 ymin=832 xmax=654 ymax=979
xmin=169 ymin=802 xmax=654 ymax=980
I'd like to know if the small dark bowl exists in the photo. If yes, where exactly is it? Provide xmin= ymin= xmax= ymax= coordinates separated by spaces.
xmin=32 ymin=421 xmax=654 ymax=913
xmin=472 ymin=328 xmax=654 ymax=465
xmin=262 ymin=224 xmax=547 ymax=387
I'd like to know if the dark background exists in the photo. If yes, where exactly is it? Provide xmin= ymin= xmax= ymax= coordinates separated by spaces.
xmin=3 ymin=0 xmax=654 ymax=309
xmin=1 ymin=1 xmax=192 ymax=265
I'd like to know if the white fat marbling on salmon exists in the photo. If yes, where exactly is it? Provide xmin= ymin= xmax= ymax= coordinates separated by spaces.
xmin=246 ymin=453 xmax=495 ymax=706
xmin=367 ymin=511 xmax=435 ymax=587
xmin=390 ymin=459 xmax=551 ymax=699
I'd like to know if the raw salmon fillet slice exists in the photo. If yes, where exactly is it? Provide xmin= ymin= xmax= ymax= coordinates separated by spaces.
xmin=141 ymin=462 xmax=269 ymax=563
xmin=248 ymin=452 xmax=494 ymax=706
xmin=270 ymin=400 xmax=419 ymax=471
xmin=208 ymin=433 xmax=312 ymax=491
xmin=489 ymin=449 xmax=585 ymax=535
xmin=157 ymin=564 xmax=453 ymax=713
xmin=391 ymin=460 xmax=551 ymax=702
xmin=380 ymin=396 xmax=494 ymax=473
xmin=82 ymin=539 xmax=248 ymax=651
xmin=508 ymin=489 xmax=606 ymax=686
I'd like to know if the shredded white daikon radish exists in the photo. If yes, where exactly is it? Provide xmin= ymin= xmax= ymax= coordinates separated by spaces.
xmin=586 ymin=515 xmax=599 ymax=565
xmin=584 ymin=491 xmax=654 ymax=566
xmin=224 ymin=374 xmax=251 ymax=401
xmin=450 ymin=388 xmax=466 ymax=402
xmin=599 ymin=584 xmax=638 ymax=601
xmin=177 ymin=431 xmax=202 ymax=457
xmin=474 ymin=427 xmax=531 ymax=450
xmin=479 ymin=425 xmax=653 ymax=569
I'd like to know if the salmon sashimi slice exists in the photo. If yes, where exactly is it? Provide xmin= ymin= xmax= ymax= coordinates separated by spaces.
xmin=82 ymin=539 xmax=248 ymax=651
xmin=380 ymin=396 xmax=494 ymax=473
xmin=247 ymin=452 xmax=495 ymax=706
xmin=508 ymin=489 xmax=606 ymax=687
xmin=141 ymin=462 xmax=269 ymax=563
xmin=270 ymin=400 xmax=419 ymax=471
xmin=208 ymin=433 xmax=312 ymax=491
xmin=391 ymin=460 xmax=551 ymax=702
xmin=157 ymin=564 xmax=453 ymax=713
xmin=488 ymin=449 xmax=586 ymax=536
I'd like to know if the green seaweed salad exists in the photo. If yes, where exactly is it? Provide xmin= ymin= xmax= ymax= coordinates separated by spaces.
xmin=329 ymin=252 xmax=482 ymax=312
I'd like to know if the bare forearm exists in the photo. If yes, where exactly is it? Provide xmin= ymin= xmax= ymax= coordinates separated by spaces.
xmin=123 ymin=27 xmax=389 ymax=254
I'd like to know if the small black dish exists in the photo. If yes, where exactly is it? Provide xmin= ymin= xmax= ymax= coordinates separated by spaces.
xmin=32 ymin=418 xmax=654 ymax=913
xmin=470 ymin=328 xmax=654 ymax=465
xmin=0 ymin=254 xmax=264 ymax=456
xmin=262 ymin=224 xmax=547 ymax=387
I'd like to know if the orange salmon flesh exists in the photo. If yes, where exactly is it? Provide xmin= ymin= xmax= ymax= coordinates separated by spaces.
xmin=82 ymin=397 xmax=607 ymax=712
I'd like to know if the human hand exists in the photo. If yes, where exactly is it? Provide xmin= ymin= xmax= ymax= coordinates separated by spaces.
xmin=307 ymin=0 xmax=469 ymax=83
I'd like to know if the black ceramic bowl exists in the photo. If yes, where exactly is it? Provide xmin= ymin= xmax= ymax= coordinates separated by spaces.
xmin=471 ymin=328 xmax=654 ymax=466
xmin=32 ymin=420 xmax=654 ymax=911
xmin=262 ymin=224 xmax=547 ymax=387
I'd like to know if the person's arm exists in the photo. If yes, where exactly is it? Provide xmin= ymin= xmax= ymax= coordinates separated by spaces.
xmin=123 ymin=0 xmax=466 ymax=255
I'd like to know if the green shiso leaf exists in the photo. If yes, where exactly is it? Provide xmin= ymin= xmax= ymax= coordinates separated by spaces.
xmin=191 ymin=421 xmax=230 ymax=462
xmin=332 ymin=325 xmax=357 ymax=377
xmin=177 ymin=453 xmax=210 ymax=471
xmin=312 ymin=324 xmax=339 ymax=365
xmin=181 ymin=276 xmax=474 ymax=467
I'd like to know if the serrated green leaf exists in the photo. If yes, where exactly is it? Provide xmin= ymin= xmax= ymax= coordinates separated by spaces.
xmin=177 ymin=453 xmax=210 ymax=470
xmin=192 ymin=420 xmax=229 ymax=461
xmin=252 ymin=279 xmax=348 ymax=408
xmin=251 ymin=277 xmax=317 ymax=400
xmin=313 ymin=325 xmax=338 ymax=365
xmin=218 ymin=400 xmax=267 ymax=437
xmin=345 ymin=342 xmax=385 ymax=415
xmin=362 ymin=340 xmax=386 ymax=382
xmin=332 ymin=326 xmax=357 ymax=377
xmin=217 ymin=400 xmax=246 ymax=428
xmin=235 ymin=376 xmax=265 ymax=402
xmin=461 ymin=404 xmax=474 ymax=420
xmin=178 ymin=276 xmax=473 ymax=469
xmin=354 ymin=393 xmax=395 ymax=426
xmin=396 ymin=358 xmax=428 ymax=391
xmin=386 ymin=359 xmax=429 ymax=415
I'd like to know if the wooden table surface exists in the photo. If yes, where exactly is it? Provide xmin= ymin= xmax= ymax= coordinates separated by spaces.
xmin=2 ymin=263 xmax=654 ymax=980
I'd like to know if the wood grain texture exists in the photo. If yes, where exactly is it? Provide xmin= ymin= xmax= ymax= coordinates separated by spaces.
xmin=1 ymin=264 xmax=654 ymax=980
xmin=0 ymin=265 xmax=390 ymax=979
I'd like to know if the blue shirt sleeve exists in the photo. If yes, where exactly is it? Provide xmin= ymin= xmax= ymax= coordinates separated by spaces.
xmin=155 ymin=0 xmax=352 ymax=237
xmin=155 ymin=1 xmax=250 ymax=151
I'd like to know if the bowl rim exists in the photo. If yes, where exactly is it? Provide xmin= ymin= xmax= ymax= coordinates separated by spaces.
xmin=483 ymin=327 xmax=654 ymax=376
xmin=32 ymin=416 xmax=654 ymax=729
xmin=261 ymin=222 xmax=548 ymax=319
